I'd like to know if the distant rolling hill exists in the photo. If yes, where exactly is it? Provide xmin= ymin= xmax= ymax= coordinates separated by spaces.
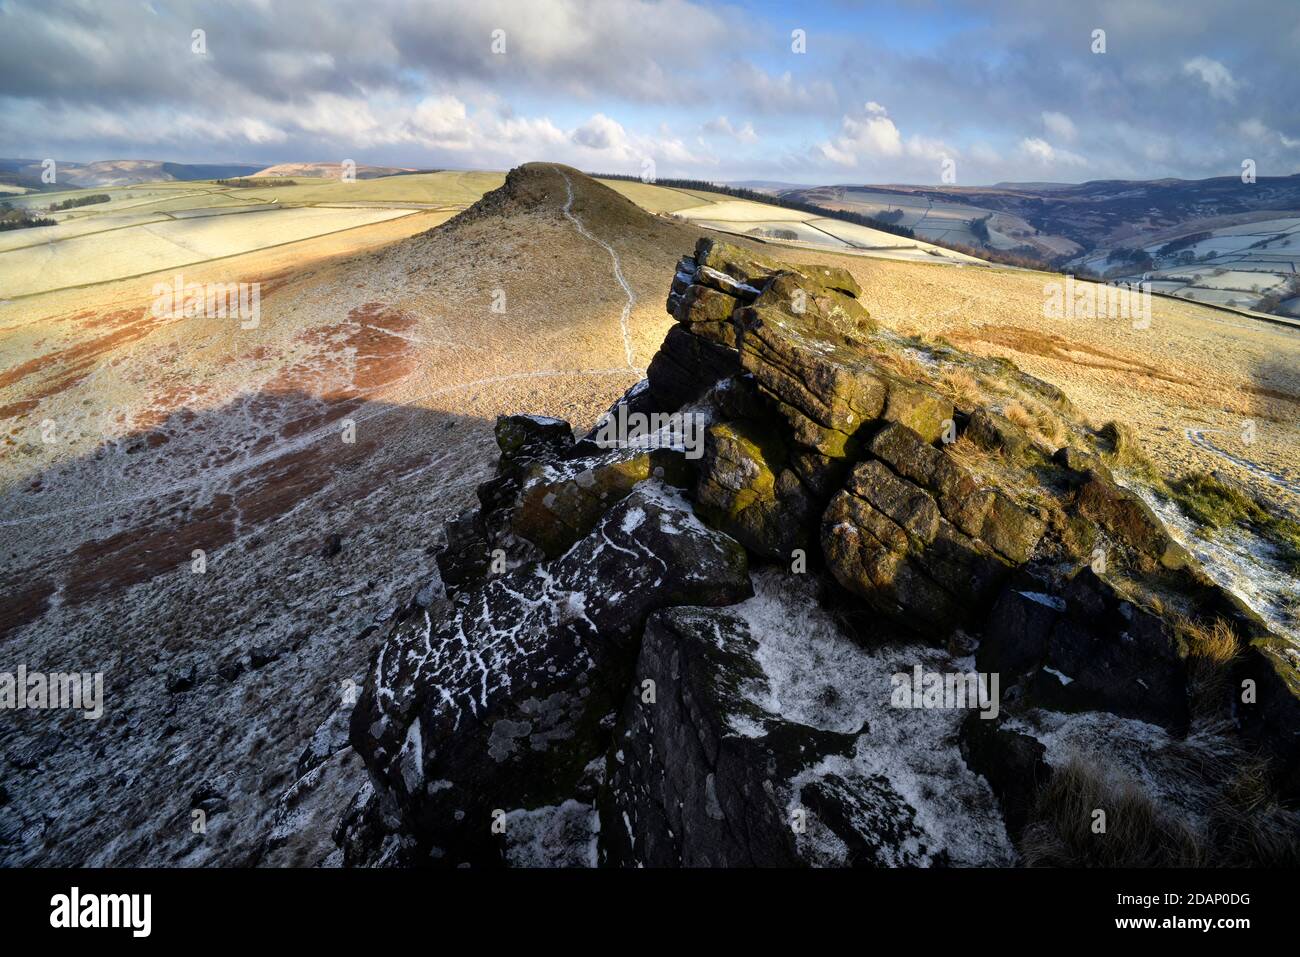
xmin=783 ymin=174 xmax=1300 ymax=315
xmin=0 ymin=158 xmax=264 ymax=189
xmin=250 ymin=162 xmax=425 ymax=180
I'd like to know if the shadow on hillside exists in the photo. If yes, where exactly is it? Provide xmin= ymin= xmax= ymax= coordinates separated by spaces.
xmin=0 ymin=388 xmax=499 ymax=641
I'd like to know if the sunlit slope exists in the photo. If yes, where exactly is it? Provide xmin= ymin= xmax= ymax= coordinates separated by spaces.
xmin=0 ymin=170 xmax=507 ymax=297
xmin=600 ymin=179 xmax=987 ymax=265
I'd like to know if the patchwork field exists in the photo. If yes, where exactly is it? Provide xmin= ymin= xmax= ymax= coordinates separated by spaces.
xmin=618 ymin=192 xmax=987 ymax=265
xmin=0 ymin=170 xmax=507 ymax=299
xmin=787 ymin=185 xmax=1080 ymax=260
xmin=1081 ymin=215 xmax=1300 ymax=316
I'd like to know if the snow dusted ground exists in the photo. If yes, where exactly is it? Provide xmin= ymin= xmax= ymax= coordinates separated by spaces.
xmin=727 ymin=570 xmax=1015 ymax=867
xmin=1003 ymin=708 xmax=1244 ymax=836
xmin=0 ymin=410 xmax=493 ymax=866
xmin=1134 ymin=485 xmax=1300 ymax=644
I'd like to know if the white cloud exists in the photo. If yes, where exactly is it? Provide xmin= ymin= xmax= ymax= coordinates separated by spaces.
xmin=1041 ymin=111 xmax=1077 ymax=143
xmin=410 ymin=95 xmax=471 ymax=144
xmin=818 ymin=102 xmax=903 ymax=167
xmin=570 ymin=113 xmax=629 ymax=151
xmin=703 ymin=116 xmax=758 ymax=143
xmin=1018 ymin=137 xmax=1087 ymax=167
xmin=1183 ymin=56 xmax=1240 ymax=101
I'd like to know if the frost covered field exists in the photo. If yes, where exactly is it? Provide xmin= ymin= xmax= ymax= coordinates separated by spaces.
xmin=4 ymin=164 xmax=1299 ymax=868
xmin=0 ymin=165 xmax=696 ymax=865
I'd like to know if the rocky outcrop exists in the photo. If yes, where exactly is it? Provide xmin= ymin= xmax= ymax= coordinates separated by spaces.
xmin=337 ymin=235 xmax=1300 ymax=867
xmin=599 ymin=601 xmax=964 ymax=867
xmin=349 ymin=483 xmax=750 ymax=865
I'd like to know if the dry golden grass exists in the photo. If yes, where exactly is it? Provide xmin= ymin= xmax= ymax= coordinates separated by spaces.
xmin=1003 ymin=397 xmax=1067 ymax=450
xmin=1179 ymin=615 xmax=1242 ymax=666
xmin=1003 ymin=400 xmax=1035 ymax=431
xmin=1174 ymin=614 xmax=1243 ymax=721
xmin=940 ymin=433 xmax=988 ymax=471
xmin=1019 ymin=756 xmax=1205 ymax=867
xmin=938 ymin=367 xmax=981 ymax=407
xmin=869 ymin=347 xmax=931 ymax=384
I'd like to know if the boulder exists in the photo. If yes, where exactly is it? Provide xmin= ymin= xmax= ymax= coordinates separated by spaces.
xmin=979 ymin=493 xmax=1046 ymax=564
xmin=494 ymin=414 xmax=573 ymax=474
xmin=754 ymin=271 xmax=874 ymax=339
xmin=646 ymin=323 xmax=740 ymax=410
xmin=869 ymin=423 xmax=993 ymax=538
xmin=821 ymin=487 xmax=965 ymax=634
xmin=966 ymin=408 xmax=1037 ymax=462
xmin=821 ymin=456 xmax=1018 ymax=637
xmin=1074 ymin=472 xmax=1189 ymax=570
xmin=695 ymin=419 xmax=814 ymax=560
xmin=845 ymin=460 xmax=941 ymax=543
xmin=980 ymin=570 xmax=1190 ymax=732
xmin=672 ymin=283 xmax=738 ymax=326
xmin=350 ymin=483 xmax=751 ymax=865
xmin=693 ymin=237 xmax=862 ymax=298
xmin=601 ymin=605 xmax=939 ymax=867
xmin=511 ymin=447 xmax=690 ymax=558
xmin=434 ymin=509 xmax=492 ymax=596
xmin=960 ymin=716 xmax=1051 ymax=841
xmin=880 ymin=380 xmax=953 ymax=444
xmin=739 ymin=303 xmax=887 ymax=437
xmin=978 ymin=586 xmax=1064 ymax=677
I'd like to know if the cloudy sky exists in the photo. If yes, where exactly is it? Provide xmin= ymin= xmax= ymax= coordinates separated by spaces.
xmin=1 ymin=0 xmax=1297 ymax=185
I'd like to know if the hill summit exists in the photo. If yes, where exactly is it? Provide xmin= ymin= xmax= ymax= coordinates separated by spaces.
xmin=446 ymin=163 xmax=667 ymax=237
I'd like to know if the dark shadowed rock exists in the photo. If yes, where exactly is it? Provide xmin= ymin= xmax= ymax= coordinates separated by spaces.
xmin=494 ymin=414 xmax=574 ymax=473
xmin=646 ymin=323 xmax=740 ymax=410
xmin=350 ymin=483 xmax=751 ymax=865
xmin=960 ymin=716 xmax=1051 ymax=841
xmin=601 ymin=604 xmax=942 ymax=867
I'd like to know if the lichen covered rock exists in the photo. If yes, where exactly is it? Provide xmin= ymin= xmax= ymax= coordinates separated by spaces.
xmin=338 ymin=234 xmax=1300 ymax=869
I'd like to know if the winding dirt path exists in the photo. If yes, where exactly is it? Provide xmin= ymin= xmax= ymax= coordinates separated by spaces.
xmin=1185 ymin=428 xmax=1300 ymax=496
xmin=558 ymin=169 xmax=638 ymax=370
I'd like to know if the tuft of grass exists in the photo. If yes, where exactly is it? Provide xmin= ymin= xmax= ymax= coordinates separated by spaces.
xmin=941 ymin=433 xmax=989 ymax=472
xmin=1096 ymin=420 xmax=1157 ymax=479
xmin=1208 ymin=760 xmax=1300 ymax=866
xmin=1003 ymin=398 xmax=1067 ymax=451
xmin=1019 ymin=757 xmax=1205 ymax=867
xmin=1169 ymin=472 xmax=1300 ymax=573
xmin=1177 ymin=614 xmax=1242 ymax=666
xmin=869 ymin=347 xmax=930 ymax=384
xmin=1174 ymin=614 xmax=1242 ymax=720
xmin=1003 ymin=400 xmax=1034 ymax=431
xmin=938 ymin=367 xmax=981 ymax=408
